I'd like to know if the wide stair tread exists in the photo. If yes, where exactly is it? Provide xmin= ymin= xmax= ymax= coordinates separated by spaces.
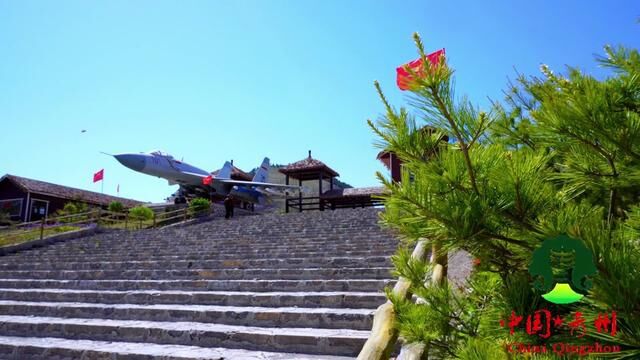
xmin=0 ymin=315 xmax=369 ymax=356
xmin=0 ymin=336 xmax=354 ymax=359
xmin=0 ymin=207 xmax=397 ymax=358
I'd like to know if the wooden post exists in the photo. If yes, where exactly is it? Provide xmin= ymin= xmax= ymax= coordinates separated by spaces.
xmin=97 ymin=208 xmax=102 ymax=228
xmin=285 ymin=175 xmax=290 ymax=213
xmin=358 ymin=239 xmax=430 ymax=360
xmin=319 ymin=171 xmax=324 ymax=211
xmin=298 ymin=178 xmax=303 ymax=213
xmin=152 ymin=211 xmax=156 ymax=228
xmin=40 ymin=217 xmax=45 ymax=240
xmin=125 ymin=213 xmax=128 ymax=230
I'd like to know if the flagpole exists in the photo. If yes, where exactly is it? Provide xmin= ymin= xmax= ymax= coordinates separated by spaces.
xmin=101 ymin=180 xmax=104 ymax=194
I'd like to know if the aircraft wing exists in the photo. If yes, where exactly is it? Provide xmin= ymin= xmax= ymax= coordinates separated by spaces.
xmin=217 ymin=179 xmax=302 ymax=190
xmin=180 ymin=171 xmax=211 ymax=184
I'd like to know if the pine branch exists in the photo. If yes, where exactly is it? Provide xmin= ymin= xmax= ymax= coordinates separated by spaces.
xmin=428 ymin=86 xmax=480 ymax=195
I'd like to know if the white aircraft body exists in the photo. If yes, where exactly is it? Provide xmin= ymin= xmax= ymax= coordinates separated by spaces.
xmin=112 ymin=151 xmax=300 ymax=204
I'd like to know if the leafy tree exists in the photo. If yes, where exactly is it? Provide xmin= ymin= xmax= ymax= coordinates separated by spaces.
xmin=369 ymin=33 xmax=640 ymax=359
xmin=108 ymin=201 xmax=124 ymax=213
xmin=189 ymin=198 xmax=211 ymax=216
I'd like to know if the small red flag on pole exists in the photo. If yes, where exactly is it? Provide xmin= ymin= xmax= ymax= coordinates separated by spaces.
xmin=93 ymin=169 xmax=104 ymax=183
xmin=396 ymin=48 xmax=445 ymax=91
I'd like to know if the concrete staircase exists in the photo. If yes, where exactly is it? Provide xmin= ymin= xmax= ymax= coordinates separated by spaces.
xmin=0 ymin=208 xmax=397 ymax=359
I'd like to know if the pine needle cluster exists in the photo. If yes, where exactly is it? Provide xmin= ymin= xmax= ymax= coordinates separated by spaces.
xmin=370 ymin=33 xmax=640 ymax=359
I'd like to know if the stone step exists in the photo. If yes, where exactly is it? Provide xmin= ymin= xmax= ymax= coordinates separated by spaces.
xmin=0 ymin=315 xmax=369 ymax=356
xmin=24 ymin=244 xmax=397 ymax=255
xmin=7 ymin=249 xmax=394 ymax=261
xmin=0 ymin=207 xmax=395 ymax=357
xmin=0 ymin=300 xmax=374 ymax=330
xmin=0 ymin=267 xmax=394 ymax=280
xmin=26 ymin=248 xmax=394 ymax=258
xmin=0 ymin=256 xmax=391 ymax=271
xmin=39 ymin=230 xmax=390 ymax=239
xmin=0 ymin=336 xmax=355 ymax=359
xmin=0 ymin=278 xmax=394 ymax=292
xmin=0 ymin=288 xmax=386 ymax=308
xmin=32 ymin=237 xmax=397 ymax=253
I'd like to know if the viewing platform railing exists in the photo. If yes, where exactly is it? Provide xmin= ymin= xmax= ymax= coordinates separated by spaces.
xmin=285 ymin=196 xmax=384 ymax=213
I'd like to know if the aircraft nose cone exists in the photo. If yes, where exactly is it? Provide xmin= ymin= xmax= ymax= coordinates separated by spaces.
xmin=114 ymin=154 xmax=146 ymax=172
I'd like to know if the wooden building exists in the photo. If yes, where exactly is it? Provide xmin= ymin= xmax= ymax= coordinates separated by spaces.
xmin=280 ymin=151 xmax=384 ymax=212
xmin=377 ymin=126 xmax=449 ymax=182
xmin=0 ymin=174 xmax=143 ymax=223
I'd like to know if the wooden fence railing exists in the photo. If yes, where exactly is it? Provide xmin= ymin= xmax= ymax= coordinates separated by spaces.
xmin=285 ymin=196 xmax=384 ymax=213
xmin=0 ymin=205 xmax=213 ymax=246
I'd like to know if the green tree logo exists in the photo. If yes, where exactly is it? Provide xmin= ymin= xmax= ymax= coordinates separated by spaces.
xmin=529 ymin=234 xmax=598 ymax=304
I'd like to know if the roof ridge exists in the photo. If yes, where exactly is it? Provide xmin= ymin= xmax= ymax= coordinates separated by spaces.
xmin=2 ymin=174 xmax=144 ymax=207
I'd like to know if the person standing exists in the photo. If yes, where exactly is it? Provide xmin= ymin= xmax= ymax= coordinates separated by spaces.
xmin=224 ymin=195 xmax=234 ymax=219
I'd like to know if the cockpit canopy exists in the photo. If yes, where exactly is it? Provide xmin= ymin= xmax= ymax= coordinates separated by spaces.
xmin=147 ymin=150 xmax=174 ymax=159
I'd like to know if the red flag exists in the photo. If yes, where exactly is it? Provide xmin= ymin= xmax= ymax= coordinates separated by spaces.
xmin=93 ymin=169 xmax=104 ymax=183
xmin=202 ymin=175 xmax=212 ymax=186
xmin=396 ymin=48 xmax=445 ymax=91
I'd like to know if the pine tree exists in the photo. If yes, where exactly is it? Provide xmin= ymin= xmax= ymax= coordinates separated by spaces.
xmin=368 ymin=33 xmax=640 ymax=359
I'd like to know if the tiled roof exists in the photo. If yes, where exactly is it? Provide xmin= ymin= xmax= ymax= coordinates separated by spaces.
xmin=1 ymin=174 xmax=144 ymax=208
xmin=321 ymin=186 xmax=386 ymax=199
xmin=279 ymin=155 xmax=339 ymax=177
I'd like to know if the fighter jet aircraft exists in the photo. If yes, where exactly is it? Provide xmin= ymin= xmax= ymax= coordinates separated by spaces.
xmin=112 ymin=150 xmax=301 ymax=204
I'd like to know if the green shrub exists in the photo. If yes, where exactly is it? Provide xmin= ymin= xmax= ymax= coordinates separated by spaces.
xmin=128 ymin=206 xmax=154 ymax=221
xmin=0 ymin=211 xmax=12 ymax=226
xmin=56 ymin=202 xmax=89 ymax=223
xmin=108 ymin=201 xmax=124 ymax=213
xmin=189 ymin=198 xmax=211 ymax=216
xmin=58 ymin=203 xmax=77 ymax=216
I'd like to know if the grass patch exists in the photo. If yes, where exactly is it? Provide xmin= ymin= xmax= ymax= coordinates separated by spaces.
xmin=0 ymin=225 xmax=82 ymax=247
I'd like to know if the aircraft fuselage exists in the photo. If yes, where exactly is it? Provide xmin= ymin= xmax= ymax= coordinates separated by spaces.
xmin=114 ymin=152 xmax=229 ymax=196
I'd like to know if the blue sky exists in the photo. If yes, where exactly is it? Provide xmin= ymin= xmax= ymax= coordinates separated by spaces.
xmin=1 ymin=1 xmax=638 ymax=202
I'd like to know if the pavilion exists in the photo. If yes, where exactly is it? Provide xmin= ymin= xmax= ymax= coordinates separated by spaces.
xmin=279 ymin=151 xmax=384 ymax=212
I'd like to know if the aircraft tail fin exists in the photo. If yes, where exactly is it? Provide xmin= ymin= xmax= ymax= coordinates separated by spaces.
xmin=216 ymin=161 xmax=233 ymax=179
xmin=252 ymin=157 xmax=270 ymax=183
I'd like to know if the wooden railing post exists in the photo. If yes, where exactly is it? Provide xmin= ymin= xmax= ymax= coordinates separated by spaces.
xmin=358 ymin=239 xmax=430 ymax=360
xmin=152 ymin=212 xmax=156 ymax=228
xmin=125 ymin=213 xmax=128 ymax=230
xmin=40 ymin=217 xmax=45 ymax=240
xmin=97 ymin=209 xmax=102 ymax=228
